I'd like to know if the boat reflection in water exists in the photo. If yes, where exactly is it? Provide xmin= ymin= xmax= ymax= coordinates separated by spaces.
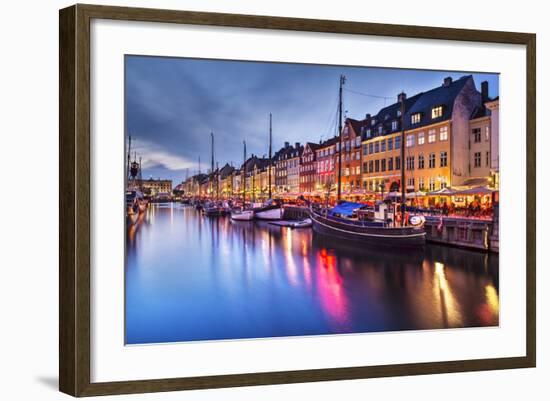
xmin=125 ymin=203 xmax=499 ymax=345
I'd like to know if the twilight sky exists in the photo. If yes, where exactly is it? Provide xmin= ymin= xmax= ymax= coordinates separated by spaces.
xmin=125 ymin=55 xmax=499 ymax=184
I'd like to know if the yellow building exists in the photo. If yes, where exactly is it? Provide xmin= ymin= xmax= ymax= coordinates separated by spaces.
xmin=361 ymin=75 xmax=492 ymax=196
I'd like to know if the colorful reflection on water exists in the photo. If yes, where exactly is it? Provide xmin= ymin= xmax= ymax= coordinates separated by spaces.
xmin=125 ymin=203 xmax=499 ymax=344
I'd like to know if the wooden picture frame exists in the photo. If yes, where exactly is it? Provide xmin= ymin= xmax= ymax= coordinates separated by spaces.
xmin=59 ymin=3 xmax=536 ymax=397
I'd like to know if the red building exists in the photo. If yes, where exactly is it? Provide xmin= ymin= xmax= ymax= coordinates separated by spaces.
xmin=299 ymin=142 xmax=320 ymax=194
xmin=315 ymin=137 xmax=338 ymax=193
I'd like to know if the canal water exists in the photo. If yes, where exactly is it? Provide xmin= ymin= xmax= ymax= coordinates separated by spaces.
xmin=125 ymin=203 xmax=499 ymax=345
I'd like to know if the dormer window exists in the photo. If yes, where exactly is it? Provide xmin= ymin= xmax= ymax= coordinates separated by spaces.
xmin=396 ymin=110 xmax=401 ymax=117
xmin=371 ymin=118 xmax=377 ymax=126
xmin=431 ymin=105 xmax=443 ymax=119
xmin=378 ymin=126 xmax=383 ymax=134
xmin=391 ymin=120 xmax=398 ymax=131
xmin=411 ymin=113 xmax=421 ymax=124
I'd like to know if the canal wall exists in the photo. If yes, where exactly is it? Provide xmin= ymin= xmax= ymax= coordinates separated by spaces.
xmin=424 ymin=216 xmax=498 ymax=253
xmin=283 ymin=206 xmax=310 ymax=220
xmin=283 ymin=205 xmax=499 ymax=253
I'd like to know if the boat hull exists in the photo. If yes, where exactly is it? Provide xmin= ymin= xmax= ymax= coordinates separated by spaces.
xmin=254 ymin=207 xmax=283 ymax=221
xmin=230 ymin=210 xmax=254 ymax=221
xmin=310 ymin=211 xmax=425 ymax=248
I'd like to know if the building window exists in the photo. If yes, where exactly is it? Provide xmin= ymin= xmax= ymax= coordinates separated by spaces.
xmin=396 ymin=156 xmax=401 ymax=170
xmin=474 ymin=152 xmax=481 ymax=167
xmin=375 ymin=160 xmax=380 ymax=172
xmin=406 ymin=134 xmax=415 ymax=147
xmin=407 ymin=177 xmax=415 ymax=188
xmin=429 ymin=177 xmax=436 ymax=191
xmin=411 ymin=113 xmax=421 ymax=124
xmin=473 ymin=128 xmax=481 ymax=143
xmin=418 ymin=154 xmax=425 ymax=169
xmin=440 ymin=151 xmax=448 ymax=167
xmin=418 ymin=177 xmax=424 ymax=190
xmin=392 ymin=120 xmax=398 ymax=131
xmin=366 ymin=129 xmax=371 ymax=138
xmin=368 ymin=142 xmax=374 ymax=154
xmin=406 ymin=156 xmax=415 ymax=171
xmin=356 ymin=166 xmax=361 ymax=175
xmin=429 ymin=153 xmax=436 ymax=168
xmin=369 ymin=160 xmax=374 ymax=173
xmin=388 ymin=158 xmax=393 ymax=171
xmin=371 ymin=118 xmax=377 ymax=126
xmin=336 ymin=142 xmax=340 ymax=152
xmin=363 ymin=162 xmax=368 ymax=172
xmin=343 ymin=126 xmax=349 ymax=135
xmin=363 ymin=144 xmax=368 ymax=156
xmin=344 ymin=167 xmax=350 ymax=176
xmin=381 ymin=159 xmax=386 ymax=172
xmin=486 ymin=151 xmax=490 ymax=166
xmin=381 ymin=140 xmax=386 ymax=152
xmin=431 ymin=105 xmax=443 ymax=119
xmin=428 ymin=129 xmax=436 ymax=143
xmin=418 ymin=132 xmax=425 ymax=145
xmin=375 ymin=142 xmax=380 ymax=153
xmin=355 ymin=136 xmax=361 ymax=147
xmin=485 ymin=126 xmax=490 ymax=141
xmin=440 ymin=177 xmax=448 ymax=189
xmin=440 ymin=126 xmax=448 ymax=141
xmin=378 ymin=126 xmax=383 ymax=135
xmin=395 ymin=136 xmax=401 ymax=149
xmin=388 ymin=138 xmax=393 ymax=150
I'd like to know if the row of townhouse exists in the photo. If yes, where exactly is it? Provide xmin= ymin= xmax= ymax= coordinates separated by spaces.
xmin=180 ymin=75 xmax=499 ymax=200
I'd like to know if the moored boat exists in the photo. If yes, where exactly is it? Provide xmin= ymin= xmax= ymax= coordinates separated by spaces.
xmin=254 ymin=204 xmax=284 ymax=220
xmin=230 ymin=209 xmax=254 ymax=221
xmin=310 ymin=203 xmax=425 ymax=248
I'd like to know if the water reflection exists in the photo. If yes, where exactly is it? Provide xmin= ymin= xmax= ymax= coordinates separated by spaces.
xmin=126 ymin=203 xmax=499 ymax=344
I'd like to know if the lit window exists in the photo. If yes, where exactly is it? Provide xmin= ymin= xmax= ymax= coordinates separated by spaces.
xmin=440 ymin=126 xmax=448 ymax=141
xmin=431 ymin=106 xmax=443 ymax=119
xmin=428 ymin=129 xmax=436 ymax=143
xmin=406 ymin=134 xmax=415 ymax=147
xmin=418 ymin=132 xmax=425 ymax=145
xmin=419 ymin=177 xmax=424 ymax=190
xmin=429 ymin=177 xmax=436 ymax=191
xmin=411 ymin=113 xmax=421 ymax=124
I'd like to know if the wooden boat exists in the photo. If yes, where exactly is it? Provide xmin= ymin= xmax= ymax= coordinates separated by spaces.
xmin=126 ymin=190 xmax=147 ymax=225
xmin=230 ymin=209 xmax=254 ymax=221
xmin=253 ymin=202 xmax=284 ymax=220
xmin=310 ymin=206 xmax=425 ymax=248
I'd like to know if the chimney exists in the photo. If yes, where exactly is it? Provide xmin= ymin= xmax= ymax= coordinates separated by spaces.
xmin=481 ymin=81 xmax=489 ymax=102
xmin=397 ymin=92 xmax=407 ymax=103
xmin=365 ymin=113 xmax=371 ymax=119
xmin=295 ymin=142 xmax=300 ymax=149
xmin=284 ymin=141 xmax=290 ymax=148
xmin=443 ymin=76 xmax=453 ymax=87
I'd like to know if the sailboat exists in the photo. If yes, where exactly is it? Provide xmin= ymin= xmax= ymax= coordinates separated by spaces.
xmin=253 ymin=113 xmax=284 ymax=221
xmin=231 ymin=140 xmax=254 ymax=221
xmin=310 ymin=75 xmax=426 ymax=247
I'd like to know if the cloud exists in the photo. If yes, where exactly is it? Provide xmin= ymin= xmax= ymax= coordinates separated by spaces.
xmin=131 ymin=138 xmax=196 ymax=171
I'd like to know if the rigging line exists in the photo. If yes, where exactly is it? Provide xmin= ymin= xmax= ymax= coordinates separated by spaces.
xmin=343 ymin=88 xmax=393 ymax=101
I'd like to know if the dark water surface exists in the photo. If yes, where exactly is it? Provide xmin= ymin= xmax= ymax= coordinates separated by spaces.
xmin=125 ymin=203 xmax=499 ymax=344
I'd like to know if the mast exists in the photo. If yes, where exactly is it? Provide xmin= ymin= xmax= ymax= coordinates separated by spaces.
xmin=337 ymin=74 xmax=346 ymax=201
xmin=216 ymin=161 xmax=219 ymax=200
xmin=243 ymin=140 xmax=247 ymax=202
xmin=126 ymin=135 xmax=132 ymax=183
xmin=400 ymin=94 xmax=406 ymax=226
xmin=210 ymin=132 xmax=214 ymax=198
xmin=198 ymin=156 xmax=201 ymax=198
xmin=268 ymin=113 xmax=273 ymax=199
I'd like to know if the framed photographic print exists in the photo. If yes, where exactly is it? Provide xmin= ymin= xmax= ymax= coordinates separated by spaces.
xmin=59 ymin=4 xmax=536 ymax=397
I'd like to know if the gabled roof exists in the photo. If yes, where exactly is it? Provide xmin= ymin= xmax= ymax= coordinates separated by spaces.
xmin=404 ymin=75 xmax=472 ymax=129
xmin=219 ymin=163 xmax=235 ymax=179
